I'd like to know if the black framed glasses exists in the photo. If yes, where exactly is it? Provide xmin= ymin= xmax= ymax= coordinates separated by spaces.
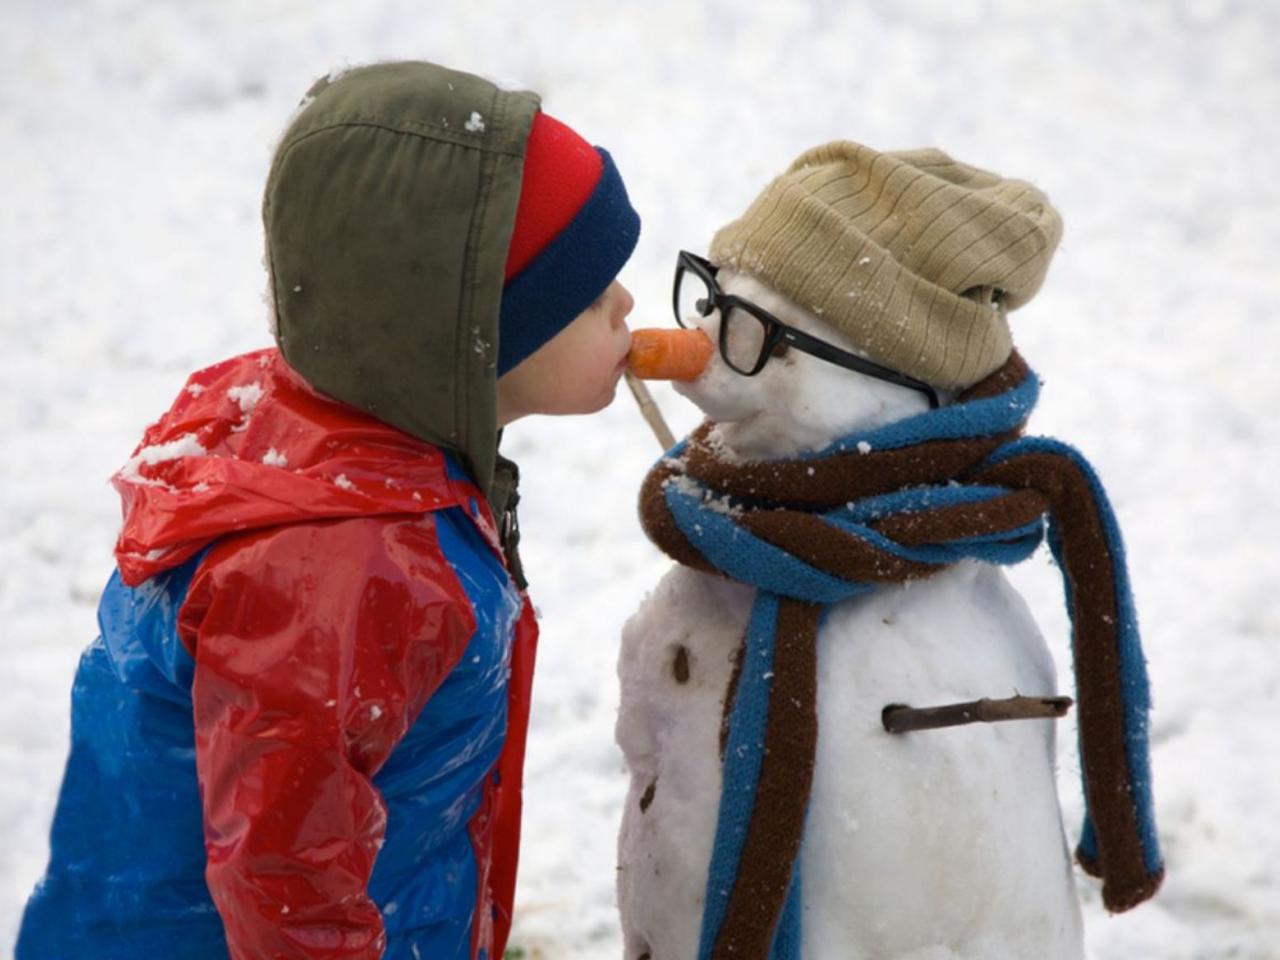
xmin=673 ymin=250 xmax=940 ymax=408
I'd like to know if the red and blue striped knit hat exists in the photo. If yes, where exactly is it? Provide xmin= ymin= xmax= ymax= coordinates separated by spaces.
xmin=498 ymin=111 xmax=641 ymax=375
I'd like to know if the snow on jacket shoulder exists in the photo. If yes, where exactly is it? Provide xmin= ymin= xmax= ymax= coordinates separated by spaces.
xmin=17 ymin=348 xmax=539 ymax=960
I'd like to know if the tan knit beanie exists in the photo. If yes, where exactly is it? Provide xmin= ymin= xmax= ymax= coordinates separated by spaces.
xmin=708 ymin=141 xmax=1063 ymax=389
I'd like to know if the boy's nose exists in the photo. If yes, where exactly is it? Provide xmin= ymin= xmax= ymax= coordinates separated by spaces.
xmin=612 ymin=284 xmax=636 ymax=329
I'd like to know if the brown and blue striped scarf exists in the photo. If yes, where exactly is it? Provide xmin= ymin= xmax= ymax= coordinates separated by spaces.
xmin=638 ymin=352 xmax=1162 ymax=960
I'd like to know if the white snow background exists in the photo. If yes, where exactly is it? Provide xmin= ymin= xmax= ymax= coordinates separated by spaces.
xmin=2 ymin=1 xmax=1277 ymax=957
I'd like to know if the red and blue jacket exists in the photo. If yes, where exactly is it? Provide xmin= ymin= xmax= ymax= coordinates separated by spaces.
xmin=18 ymin=348 xmax=539 ymax=960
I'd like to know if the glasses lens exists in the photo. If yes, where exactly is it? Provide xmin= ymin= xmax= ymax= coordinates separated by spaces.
xmin=674 ymin=263 xmax=715 ymax=329
xmin=720 ymin=306 xmax=770 ymax=374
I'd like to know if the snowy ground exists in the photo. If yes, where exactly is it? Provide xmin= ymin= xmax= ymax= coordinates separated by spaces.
xmin=3 ymin=1 xmax=1278 ymax=957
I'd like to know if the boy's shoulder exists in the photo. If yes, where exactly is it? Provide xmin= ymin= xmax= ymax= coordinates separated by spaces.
xmin=112 ymin=348 xmax=507 ymax=587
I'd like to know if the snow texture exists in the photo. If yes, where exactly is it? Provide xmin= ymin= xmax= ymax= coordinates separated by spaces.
xmin=261 ymin=447 xmax=288 ymax=467
xmin=2 ymin=3 xmax=1278 ymax=959
xmin=117 ymin=432 xmax=208 ymax=485
xmin=226 ymin=380 xmax=263 ymax=415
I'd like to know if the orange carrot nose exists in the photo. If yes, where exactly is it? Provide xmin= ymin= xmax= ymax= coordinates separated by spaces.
xmin=627 ymin=328 xmax=714 ymax=381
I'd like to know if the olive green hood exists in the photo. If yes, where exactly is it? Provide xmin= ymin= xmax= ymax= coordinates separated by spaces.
xmin=263 ymin=61 xmax=540 ymax=515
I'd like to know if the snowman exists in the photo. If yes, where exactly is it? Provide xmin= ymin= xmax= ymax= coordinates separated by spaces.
xmin=616 ymin=142 xmax=1162 ymax=960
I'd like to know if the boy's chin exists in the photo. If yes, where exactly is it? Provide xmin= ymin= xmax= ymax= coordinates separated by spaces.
xmin=562 ymin=383 xmax=617 ymax=417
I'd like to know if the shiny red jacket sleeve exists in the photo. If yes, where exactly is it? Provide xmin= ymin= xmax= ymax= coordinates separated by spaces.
xmin=177 ymin=514 xmax=476 ymax=960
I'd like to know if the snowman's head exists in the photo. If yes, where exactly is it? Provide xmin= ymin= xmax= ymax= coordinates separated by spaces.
xmin=673 ymin=267 xmax=942 ymax=460
xmin=673 ymin=140 xmax=1065 ymax=461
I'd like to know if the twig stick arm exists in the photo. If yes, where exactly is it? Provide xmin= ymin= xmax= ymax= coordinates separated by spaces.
xmin=625 ymin=371 xmax=677 ymax=450
xmin=882 ymin=695 xmax=1073 ymax=734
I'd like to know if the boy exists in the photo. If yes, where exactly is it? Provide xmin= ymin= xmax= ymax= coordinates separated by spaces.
xmin=17 ymin=60 xmax=640 ymax=960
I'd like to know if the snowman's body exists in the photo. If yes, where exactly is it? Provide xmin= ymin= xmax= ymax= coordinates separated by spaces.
xmin=617 ymin=561 xmax=1083 ymax=960
xmin=615 ymin=272 xmax=1085 ymax=959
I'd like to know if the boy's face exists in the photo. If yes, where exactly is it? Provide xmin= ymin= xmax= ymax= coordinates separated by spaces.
xmin=497 ymin=280 xmax=635 ymax=426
